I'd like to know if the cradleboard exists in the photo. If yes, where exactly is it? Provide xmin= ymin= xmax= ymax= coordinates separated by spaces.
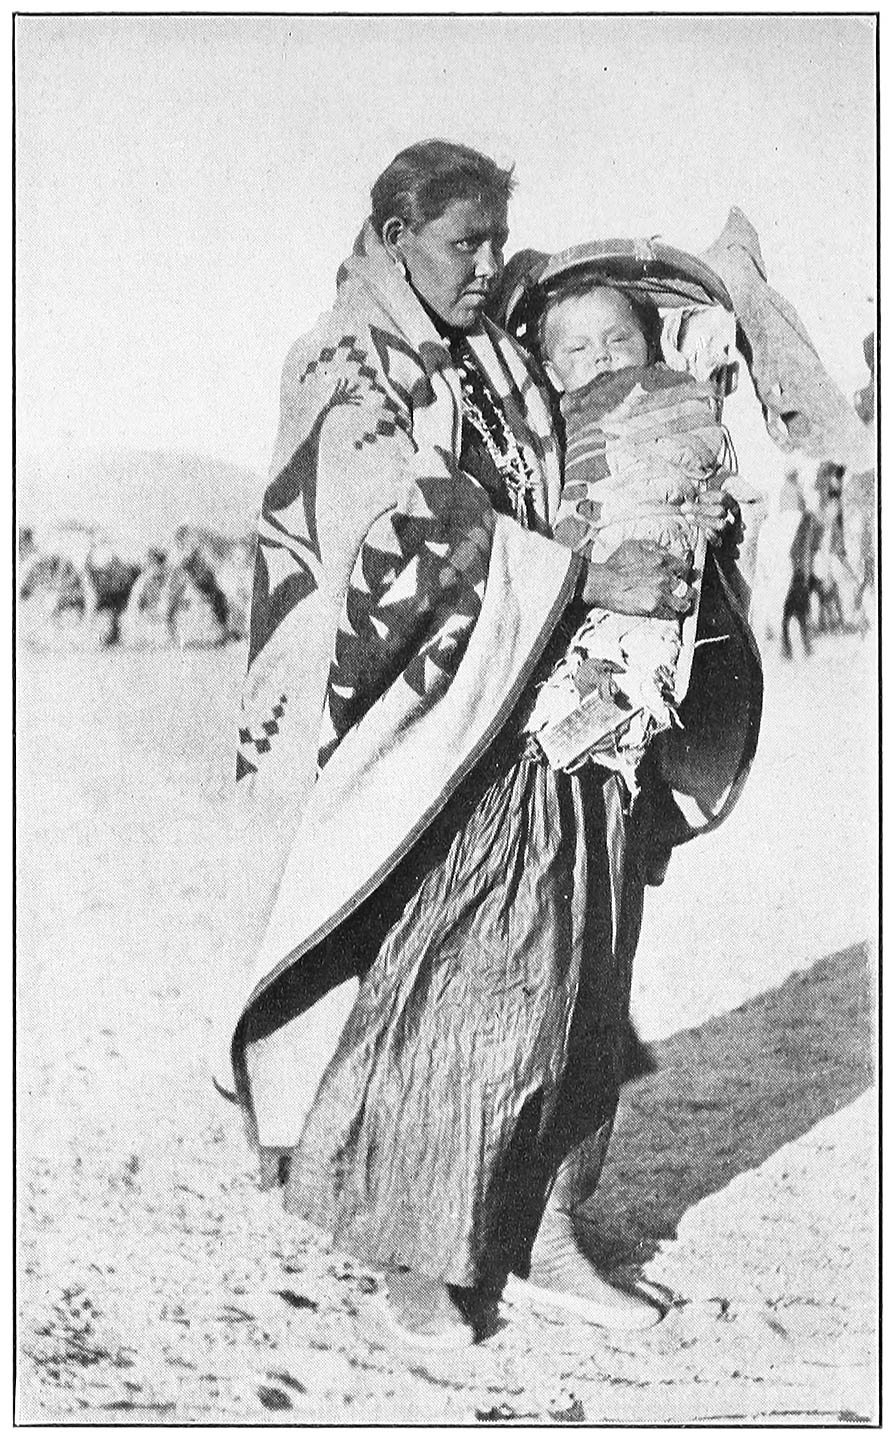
xmin=492 ymin=235 xmax=762 ymax=846
xmin=649 ymin=545 xmax=763 ymax=847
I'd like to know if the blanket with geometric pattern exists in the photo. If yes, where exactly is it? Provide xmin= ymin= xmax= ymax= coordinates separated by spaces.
xmin=220 ymin=222 xmax=578 ymax=1121
xmin=524 ymin=364 xmax=730 ymax=783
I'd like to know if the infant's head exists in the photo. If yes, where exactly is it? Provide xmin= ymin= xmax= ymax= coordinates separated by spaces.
xmin=539 ymin=282 xmax=661 ymax=393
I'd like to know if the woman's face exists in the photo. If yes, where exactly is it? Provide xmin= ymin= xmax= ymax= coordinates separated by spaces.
xmin=388 ymin=198 xmax=508 ymax=331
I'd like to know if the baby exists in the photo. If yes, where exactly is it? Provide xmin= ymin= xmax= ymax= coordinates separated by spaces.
xmin=542 ymin=283 xmax=658 ymax=396
xmin=525 ymin=282 xmax=735 ymax=781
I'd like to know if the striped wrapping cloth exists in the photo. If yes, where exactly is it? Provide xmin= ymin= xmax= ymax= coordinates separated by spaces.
xmin=525 ymin=363 xmax=733 ymax=785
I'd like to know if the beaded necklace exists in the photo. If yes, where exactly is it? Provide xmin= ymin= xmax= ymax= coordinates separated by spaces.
xmin=451 ymin=342 xmax=538 ymax=524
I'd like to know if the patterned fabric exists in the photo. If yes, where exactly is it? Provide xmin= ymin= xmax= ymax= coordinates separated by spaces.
xmin=235 ymin=225 xmax=562 ymax=793
xmin=221 ymin=221 xmax=578 ymax=1121
xmin=316 ymin=471 xmax=495 ymax=770
xmin=526 ymin=364 xmax=731 ymax=782
xmin=238 ymin=694 xmax=288 ymax=761
xmin=556 ymin=364 xmax=727 ymax=558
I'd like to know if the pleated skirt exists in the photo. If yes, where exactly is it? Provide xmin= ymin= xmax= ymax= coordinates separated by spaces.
xmin=282 ymin=728 xmax=635 ymax=1287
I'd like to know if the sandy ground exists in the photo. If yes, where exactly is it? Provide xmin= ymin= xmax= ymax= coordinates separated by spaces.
xmin=17 ymin=625 xmax=878 ymax=1424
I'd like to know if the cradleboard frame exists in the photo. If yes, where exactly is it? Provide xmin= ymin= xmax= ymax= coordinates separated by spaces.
xmin=495 ymin=236 xmax=735 ymax=343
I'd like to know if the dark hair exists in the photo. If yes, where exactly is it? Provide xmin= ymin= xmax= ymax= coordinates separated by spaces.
xmin=535 ymin=277 xmax=663 ymax=365
xmin=370 ymin=140 xmax=515 ymax=237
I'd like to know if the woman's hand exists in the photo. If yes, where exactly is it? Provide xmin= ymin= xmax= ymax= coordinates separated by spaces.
xmin=680 ymin=489 xmax=742 ymax=550
xmin=583 ymin=539 xmax=695 ymax=619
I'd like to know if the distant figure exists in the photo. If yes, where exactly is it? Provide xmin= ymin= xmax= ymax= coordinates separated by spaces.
xmin=86 ymin=542 xmax=143 ymax=647
xmin=844 ymin=469 xmax=875 ymax=633
xmin=753 ymin=467 xmax=805 ymax=650
xmin=214 ymin=536 xmax=255 ymax=642
xmin=854 ymin=332 xmax=874 ymax=428
xmin=809 ymin=494 xmax=845 ymax=634
xmin=179 ymin=546 xmax=230 ymax=635
xmin=846 ymin=335 xmax=875 ymax=634
xmin=165 ymin=525 xmax=249 ymax=645
xmin=782 ymin=504 xmax=820 ymax=658
xmin=814 ymin=459 xmax=844 ymax=509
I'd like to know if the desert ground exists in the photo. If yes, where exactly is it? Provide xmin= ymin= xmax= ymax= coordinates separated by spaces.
xmin=18 ymin=622 xmax=877 ymax=1424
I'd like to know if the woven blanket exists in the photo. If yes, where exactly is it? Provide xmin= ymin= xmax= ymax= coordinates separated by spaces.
xmin=217 ymin=223 xmax=578 ymax=1126
xmin=525 ymin=364 xmax=729 ymax=782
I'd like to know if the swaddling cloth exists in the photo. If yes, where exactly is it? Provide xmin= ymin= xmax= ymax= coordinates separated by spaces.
xmin=526 ymin=363 xmax=732 ymax=783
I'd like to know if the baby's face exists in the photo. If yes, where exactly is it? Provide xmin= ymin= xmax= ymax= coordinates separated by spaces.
xmin=543 ymin=287 xmax=651 ymax=392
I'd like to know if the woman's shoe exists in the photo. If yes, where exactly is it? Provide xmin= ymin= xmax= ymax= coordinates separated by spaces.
xmin=505 ymin=1261 xmax=664 ymax=1331
xmin=381 ymin=1267 xmax=474 ymax=1350
xmin=505 ymin=1206 xmax=664 ymax=1332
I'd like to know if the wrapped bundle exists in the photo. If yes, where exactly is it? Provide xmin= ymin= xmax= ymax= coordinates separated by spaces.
xmin=525 ymin=363 xmax=733 ymax=784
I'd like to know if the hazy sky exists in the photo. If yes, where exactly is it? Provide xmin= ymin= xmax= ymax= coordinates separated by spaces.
xmin=16 ymin=15 xmax=876 ymax=487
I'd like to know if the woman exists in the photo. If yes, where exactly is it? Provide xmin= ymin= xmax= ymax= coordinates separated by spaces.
xmin=221 ymin=141 xmax=728 ymax=1348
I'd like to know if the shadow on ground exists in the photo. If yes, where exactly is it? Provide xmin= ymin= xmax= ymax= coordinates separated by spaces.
xmin=580 ymin=941 xmax=874 ymax=1271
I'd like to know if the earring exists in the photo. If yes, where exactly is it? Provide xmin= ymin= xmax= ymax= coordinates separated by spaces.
xmin=396 ymin=256 xmax=408 ymax=280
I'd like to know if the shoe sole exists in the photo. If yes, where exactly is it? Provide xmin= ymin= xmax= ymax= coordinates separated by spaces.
xmin=504 ymin=1276 xmax=664 ymax=1332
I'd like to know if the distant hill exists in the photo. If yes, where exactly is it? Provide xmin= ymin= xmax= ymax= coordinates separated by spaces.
xmin=17 ymin=448 xmax=266 ymax=544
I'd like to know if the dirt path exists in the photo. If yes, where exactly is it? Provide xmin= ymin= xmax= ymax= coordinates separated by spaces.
xmin=17 ymin=631 xmax=877 ymax=1423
